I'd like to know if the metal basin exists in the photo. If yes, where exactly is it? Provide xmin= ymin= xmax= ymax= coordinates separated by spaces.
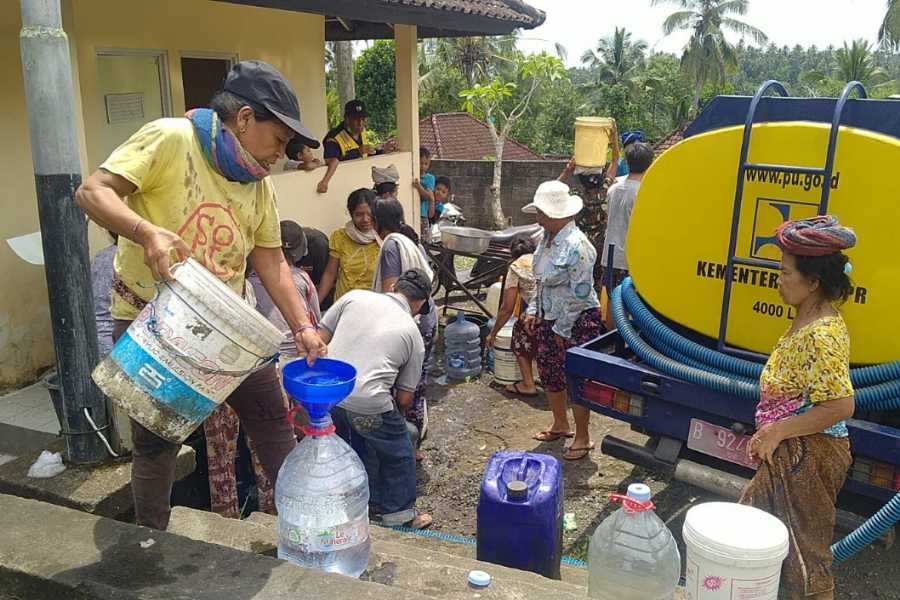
xmin=441 ymin=226 xmax=494 ymax=255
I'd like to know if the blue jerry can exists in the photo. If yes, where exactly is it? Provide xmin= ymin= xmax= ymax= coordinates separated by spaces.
xmin=476 ymin=451 xmax=563 ymax=579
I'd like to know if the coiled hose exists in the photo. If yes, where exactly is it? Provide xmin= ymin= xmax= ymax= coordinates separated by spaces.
xmin=609 ymin=278 xmax=900 ymax=563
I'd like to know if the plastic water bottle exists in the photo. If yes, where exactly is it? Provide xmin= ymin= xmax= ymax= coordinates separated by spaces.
xmin=444 ymin=311 xmax=482 ymax=380
xmin=275 ymin=411 xmax=370 ymax=577
xmin=588 ymin=483 xmax=681 ymax=599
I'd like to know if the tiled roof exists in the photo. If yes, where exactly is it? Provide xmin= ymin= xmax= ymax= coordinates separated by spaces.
xmin=420 ymin=112 xmax=544 ymax=161
xmin=652 ymin=121 xmax=691 ymax=157
xmin=378 ymin=0 xmax=545 ymax=27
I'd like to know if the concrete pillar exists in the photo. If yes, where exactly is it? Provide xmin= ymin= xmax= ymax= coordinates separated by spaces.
xmin=394 ymin=24 xmax=420 ymax=231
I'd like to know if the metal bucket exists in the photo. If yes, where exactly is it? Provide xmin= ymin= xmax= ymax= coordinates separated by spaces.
xmin=92 ymin=259 xmax=283 ymax=444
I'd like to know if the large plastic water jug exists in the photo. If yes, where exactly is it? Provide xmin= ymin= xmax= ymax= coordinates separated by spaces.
xmin=444 ymin=311 xmax=482 ymax=380
xmin=276 ymin=359 xmax=371 ymax=577
xmin=588 ymin=483 xmax=681 ymax=599
xmin=476 ymin=451 xmax=563 ymax=579
xmin=575 ymin=117 xmax=614 ymax=167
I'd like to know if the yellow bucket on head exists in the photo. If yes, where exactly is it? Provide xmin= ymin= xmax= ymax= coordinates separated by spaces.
xmin=574 ymin=117 xmax=614 ymax=167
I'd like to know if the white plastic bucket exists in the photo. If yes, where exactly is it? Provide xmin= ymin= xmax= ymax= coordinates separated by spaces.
xmin=486 ymin=282 xmax=503 ymax=319
xmin=492 ymin=321 xmax=521 ymax=384
xmin=92 ymin=258 xmax=284 ymax=444
xmin=682 ymin=502 xmax=789 ymax=600
xmin=574 ymin=117 xmax=613 ymax=167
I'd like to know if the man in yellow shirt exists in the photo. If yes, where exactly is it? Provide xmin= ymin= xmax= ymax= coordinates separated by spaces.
xmin=316 ymin=100 xmax=396 ymax=193
xmin=76 ymin=60 xmax=325 ymax=530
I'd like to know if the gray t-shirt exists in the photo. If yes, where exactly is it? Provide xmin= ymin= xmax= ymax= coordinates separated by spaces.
xmin=321 ymin=290 xmax=425 ymax=415
xmin=379 ymin=238 xmax=438 ymax=338
xmin=601 ymin=178 xmax=641 ymax=270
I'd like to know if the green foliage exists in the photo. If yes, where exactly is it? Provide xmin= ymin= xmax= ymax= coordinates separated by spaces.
xmin=354 ymin=41 xmax=397 ymax=138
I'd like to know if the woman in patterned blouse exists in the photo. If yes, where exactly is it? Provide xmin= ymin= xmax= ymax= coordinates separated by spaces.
xmin=521 ymin=181 xmax=603 ymax=461
xmin=741 ymin=216 xmax=857 ymax=600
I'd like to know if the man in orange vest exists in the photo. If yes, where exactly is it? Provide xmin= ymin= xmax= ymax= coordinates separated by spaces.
xmin=317 ymin=100 xmax=395 ymax=193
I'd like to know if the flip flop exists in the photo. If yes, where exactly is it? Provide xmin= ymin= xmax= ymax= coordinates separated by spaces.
xmin=563 ymin=442 xmax=596 ymax=461
xmin=505 ymin=382 xmax=538 ymax=397
xmin=533 ymin=429 xmax=575 ymax=442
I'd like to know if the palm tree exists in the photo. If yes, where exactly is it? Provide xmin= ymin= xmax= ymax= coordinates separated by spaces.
xmin=432 ymin=35 xmax=520 ymax=87
xmin=652 ymin=0 xmax=768 ymax=113
xmin=835 ymin=39 xmax=893 ymax=91
xmin=879 ymin=0 xmax=900 ymax=51
xmin=580 ymin=27 xmax=648 ymax=90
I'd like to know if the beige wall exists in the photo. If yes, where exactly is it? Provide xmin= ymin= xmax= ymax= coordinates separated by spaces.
xmin=67 ymin=0 xmax=328 ymax=172
xmin=0 ymin=0 xmax=328 ymax=388
xmin=0 ymin=4 xmax=55 ymax=388
xmin=273 ymin=153 xmax=418 ymax=236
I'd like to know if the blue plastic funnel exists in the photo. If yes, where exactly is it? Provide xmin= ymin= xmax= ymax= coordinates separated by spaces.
xmin=281 ymin=358 xmax=357 ymax=425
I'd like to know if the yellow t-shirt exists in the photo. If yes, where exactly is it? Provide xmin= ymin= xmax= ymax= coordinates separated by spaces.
xmin=101 ymin=118 xmax=281 ymax=320
xmin=756 ymin=315 xmax=853 ymax=437
xmin=328 ymin=228 xmax=379 ymax=300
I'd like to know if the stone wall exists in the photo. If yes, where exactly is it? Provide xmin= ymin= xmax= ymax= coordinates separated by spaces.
xmin=431 ymin=159 xmax=567 ymax=229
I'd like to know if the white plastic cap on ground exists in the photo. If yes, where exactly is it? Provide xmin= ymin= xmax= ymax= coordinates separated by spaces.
xmin=627 ymin=483 xmax=652 ymax=503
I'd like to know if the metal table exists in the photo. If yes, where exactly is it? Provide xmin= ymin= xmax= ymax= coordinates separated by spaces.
xmin=425 ymin=240 xmax=513 ymax=319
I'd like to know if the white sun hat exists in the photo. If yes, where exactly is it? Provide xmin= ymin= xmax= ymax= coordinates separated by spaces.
xmin=522 ymin=180 xmax=584 ymax=219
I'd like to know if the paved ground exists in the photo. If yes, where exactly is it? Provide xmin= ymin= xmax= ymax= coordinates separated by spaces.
xmin=415 ymin=370 xmax=900 ymax=599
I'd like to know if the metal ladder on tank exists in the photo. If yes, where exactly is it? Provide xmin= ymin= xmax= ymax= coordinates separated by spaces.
xmin=716 ymin=80 xmax=867 ymax=360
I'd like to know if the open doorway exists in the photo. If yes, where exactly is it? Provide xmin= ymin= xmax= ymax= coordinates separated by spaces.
xmin=181 ymin=54 xmax=235 ymax=111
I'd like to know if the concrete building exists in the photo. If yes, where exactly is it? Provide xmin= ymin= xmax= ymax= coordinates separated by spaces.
xmin=1 ymin=0 xmax=544 ymax=388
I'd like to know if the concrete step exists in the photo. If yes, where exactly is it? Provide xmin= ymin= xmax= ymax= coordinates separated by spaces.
xmin=0 ymin=493 xmax=430 ymax=600
xmin=0 ymin=438 xmax=195 ymax=520
xmin=169 ymin=506 xmax=587 ymax=599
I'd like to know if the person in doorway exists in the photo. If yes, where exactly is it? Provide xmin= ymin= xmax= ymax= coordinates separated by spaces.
xmin=371 ymin=197 xmax=436 ymax=462
xmin=485 ymin=235 xmax=538 ymax=397
xmin=372 ymin=164 xmax=400 ymax=200
xmin=521 ymin=181 xmax=603 ymax=461
xmin=320 ymin=269 xmax=434 ymax=529
xmin=599 ymin=141 xmax=654 ymax=290
xmin=615 ymin=130 xmax=643 ymax=177
xmin=75 ymin=60 xmax=326 ymax=530
xmin=414 ymin=147 xmax=436 ymax=240
xmin=283 ymin=136 xmax=321 ymax=172
xmin=317 ymin=100 xmax=396 ymax=194
xmin=740 ymin=216 xmax=856 ymax=600
xmin=90 ymin=232 xmax=118 ymax=358
xmin=559 ymin=121 xmax=620 ymax=289
xmin=317 ymin=188 xmax=381 ymax=303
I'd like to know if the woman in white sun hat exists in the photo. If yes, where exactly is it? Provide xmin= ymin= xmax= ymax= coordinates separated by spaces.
xmin=521 ymin=180 xmax=603 ymax=461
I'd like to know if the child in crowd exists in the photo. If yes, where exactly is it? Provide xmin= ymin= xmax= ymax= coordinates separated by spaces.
xmin=600 ymin=141 xmax=654 ymax=290
xmin=433 ymin=175 xmax=451 ymax=220
xmin=413 ymin=147 xmax=436 ymax=240
xmin=283 ymin=136 xmax=322 ymax=172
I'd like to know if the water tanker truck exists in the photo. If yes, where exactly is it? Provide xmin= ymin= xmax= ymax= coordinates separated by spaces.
xmin=566 ymin=82 xmax=900 ymax=561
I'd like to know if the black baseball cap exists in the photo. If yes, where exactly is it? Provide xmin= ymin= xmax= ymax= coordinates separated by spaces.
xmin=280 ymin=220 xmax=308 ymax=266
xmin=344 ymin=99 xmax=367 ymax=118
xmin=224 ymin=60 xmax=319 ymax=148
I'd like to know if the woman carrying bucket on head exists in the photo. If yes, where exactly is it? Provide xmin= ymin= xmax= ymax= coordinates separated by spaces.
xmin=76 ymin=60 xmax=326 ymax=531
xmin=740 ymin=216 xmax=857 ymax=599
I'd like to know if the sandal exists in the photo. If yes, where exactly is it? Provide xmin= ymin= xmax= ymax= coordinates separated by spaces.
xmin=505 ymin=382 xmax=538 ymax=397
xmin=405 ymin=512 xmax=433 ymax=530
xmin=563 ymin=442 xmax=596 ymax=461
xmin=533 ymin=429 xmax=574 ymax=442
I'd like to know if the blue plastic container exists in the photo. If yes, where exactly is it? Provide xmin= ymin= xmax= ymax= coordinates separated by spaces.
xmin=476 ymin=451 xmax=563 ymax=579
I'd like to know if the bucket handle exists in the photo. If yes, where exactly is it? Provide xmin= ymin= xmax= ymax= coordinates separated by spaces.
xmin=146 ymin=302 xmax=277 ymax=377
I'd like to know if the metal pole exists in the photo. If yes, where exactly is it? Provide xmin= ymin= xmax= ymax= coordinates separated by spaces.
xmin=19 ymin=0 xmax=108 ymax=464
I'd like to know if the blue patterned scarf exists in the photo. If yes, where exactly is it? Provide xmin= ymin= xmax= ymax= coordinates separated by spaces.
xmin=186 ymin=108 xmax=269 ymax=183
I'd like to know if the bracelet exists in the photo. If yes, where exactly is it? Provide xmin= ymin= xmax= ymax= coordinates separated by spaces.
xmin=292 ymin=325 xmax=317 ymax=336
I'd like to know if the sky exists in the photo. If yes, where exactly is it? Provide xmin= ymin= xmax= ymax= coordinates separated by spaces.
xmin=518 ymin=0 xmax=889 ymax=67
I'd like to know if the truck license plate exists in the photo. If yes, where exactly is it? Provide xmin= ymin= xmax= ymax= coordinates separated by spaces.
xmin=687 ymin=419 xmax=757 ymax=469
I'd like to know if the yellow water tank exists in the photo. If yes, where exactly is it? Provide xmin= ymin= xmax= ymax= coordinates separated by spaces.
xmin=574 ymin=117 xmax=614 ymax=167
